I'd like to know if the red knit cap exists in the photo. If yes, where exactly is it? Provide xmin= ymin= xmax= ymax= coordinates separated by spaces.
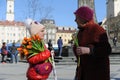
xmin=74 ymin=6 xmax=94 ymax=21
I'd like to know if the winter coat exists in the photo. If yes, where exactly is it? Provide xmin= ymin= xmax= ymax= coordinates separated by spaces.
xmin=73 ymin=20 xmax=111 ymax=80
xmin=48 ymin=41 xmax=53 ymax=51
xmin=10 ymin=45 xmax=17 ymax=54
xmin=1 ymin=45 xmax=7 ymax=55
xmin=26 ymin=49 xmax=51 ymax=80
xmin=57 ymin=38 xmax=63 ymax=48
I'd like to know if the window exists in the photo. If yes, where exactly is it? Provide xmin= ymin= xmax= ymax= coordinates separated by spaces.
xmin=9 ymin=10 xmax=12 ymax=13
xmin=9 ymin=5 xmax=11 ymax=7
xmin=13 ymin=33 xmax=15 ymax=36
xmin=7 ymin=40 xmax=9 ymax=43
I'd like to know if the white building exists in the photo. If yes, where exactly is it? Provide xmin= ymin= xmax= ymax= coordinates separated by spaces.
xmin=0 ymin=0 xmax=27 ymax=47
xmin=40 ymin=19 xmax=57 ymax=44
xmin=0 ymin=21 xmax=26 ymax=46
xmin=0 ymin=0 xmax=76 ymax=47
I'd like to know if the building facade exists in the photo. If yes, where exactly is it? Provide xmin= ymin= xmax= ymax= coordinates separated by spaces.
xmin=56 ymin=27 xmax=76 ymax=46
xmin=0 ymin=21 xmax=26 ymax=47
xmin=105 ymin=0 xmax=120 ymax=44
xmin=0 ymin=0 xmax=77 ymax=47
xmin=40 ymin=19 xmax=57 ymax=44
xmin=40 ymin=19 xmax=77 ymax=46
xmin=0 ymin=0 xmax=27 ymax=47
xmin=107 ymin=0 xmax=120 ymax=18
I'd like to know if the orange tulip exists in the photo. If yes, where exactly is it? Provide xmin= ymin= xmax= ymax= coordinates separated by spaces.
xmin=37 ymin=38 xmax=41 ymax=41
xmin=27 ymin=45 xmax=32 ymax=49
xmin=24 ymin=37 xmax=28 ymax=41
xmin=23 ymin=48 xmax=27 ymax=53
xmin=27 ymin=38 xmax=32 ymax=42
xmin=18 ymin=34 xmax=44 ymax=58
xmin=23 ymin=48 xmax=28 ymax=55
xmin=24 ymin=51 xmax=28 ymax=55
xmin=28 ymin=42 xmax=32 ymax=45
xmin=17 ymin=47 xmax=22 ymax=51
xmin=32 ymin=35 xmax=36 ymax=40
xmin=35 ymin=34 xmax=39 ymax=38
xmin=22 ymin=40 xmax=27 ymax=44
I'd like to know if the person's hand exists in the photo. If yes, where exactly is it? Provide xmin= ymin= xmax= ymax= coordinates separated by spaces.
xmin=76 ymin=46 xmax=90 ymax=55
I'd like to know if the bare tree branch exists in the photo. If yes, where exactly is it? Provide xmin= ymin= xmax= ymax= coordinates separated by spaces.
xmin=26 ymin=0 xmax=53 ymax=20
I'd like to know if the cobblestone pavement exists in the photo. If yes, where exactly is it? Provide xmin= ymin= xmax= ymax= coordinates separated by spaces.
xmin=0 ymin=62 xmax=120 ymax=80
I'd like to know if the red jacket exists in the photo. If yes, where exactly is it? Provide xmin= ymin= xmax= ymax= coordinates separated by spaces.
xmin=26 ymin=49 xmax=51 ymax=80
xmin=73 ymin=20 xmax=111 ymax=80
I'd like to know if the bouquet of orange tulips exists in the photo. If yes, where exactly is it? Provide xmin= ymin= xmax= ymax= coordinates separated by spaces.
xmin=17 ymin=34 xmax=45 ymax=59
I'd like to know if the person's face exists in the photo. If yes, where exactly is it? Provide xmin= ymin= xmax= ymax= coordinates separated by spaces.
xmin=37 ymin=27 xmax=46 ymax=39
xmin=75 ymin=15 xmax=87 ymax=29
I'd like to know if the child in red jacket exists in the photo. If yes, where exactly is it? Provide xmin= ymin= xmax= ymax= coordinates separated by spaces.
xmin=21 ymin=19 xmax=52 ymax=80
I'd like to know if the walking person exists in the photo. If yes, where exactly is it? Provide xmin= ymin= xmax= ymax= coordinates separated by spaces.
xmin=57 ymin=37 xmax=63 ymax=57
xmin=113 ymin=36 xmax=117 ymax=47
xmin=10 ymin=42 xmax=18 ymax=63
xmin=48 ymin=39 xmax=54 ymax=51
xmin=1 ymin=42 xmax=8 ymax=63
xmin=73 ymin=6 xmax=111 ymax=80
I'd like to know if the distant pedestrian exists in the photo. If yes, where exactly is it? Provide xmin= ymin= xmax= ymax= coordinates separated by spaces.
xmin=10 ymin=42 xmax=18 ymax=63
xmin=113 ymin=36 xmax=117 ymax=46
xmin=48 ymin=39 xmax=54 ymax=51
xmin=57 ymin=37 xmax=63 ymax=57
xmin=1 ymin=42 xmax=8 ymax=63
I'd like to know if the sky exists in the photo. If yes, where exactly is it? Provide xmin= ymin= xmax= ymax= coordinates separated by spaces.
xmin=0 ymin=0 xmax=106 ymax=28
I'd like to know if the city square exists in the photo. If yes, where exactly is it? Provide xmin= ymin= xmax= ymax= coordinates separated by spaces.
xmin=0 ymin=59 xmax=120 ymax=80
xmin=0 ymin=0 xmax=120 ymax=80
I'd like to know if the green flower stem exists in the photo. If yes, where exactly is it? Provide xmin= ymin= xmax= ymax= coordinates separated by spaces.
xmin=74 ymin=32 xmax=80 ymax=67
xmin=74 ymin=37 xmax=79 ymax=47
xmin=31 ymin=40 xmax=44 ymax=51
xmin=32 ymin=40 xmax=39 ymax=49
xmin=45 ymin=57 xmax=53 ymax=63
xmin=32 ymin=45 xmax=39 ymax=50
xmin=77 ymin=56 xmax=80 ymax=67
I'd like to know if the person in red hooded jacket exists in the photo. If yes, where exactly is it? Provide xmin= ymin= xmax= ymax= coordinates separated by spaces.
xmin=23 ymin=19 xmax=53 ymax=80
xmin=73 ymin=6 xmax=111 ymax=80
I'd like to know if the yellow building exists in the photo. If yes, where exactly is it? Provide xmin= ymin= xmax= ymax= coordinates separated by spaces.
xmin=56 ymin=27 xmax=76 ymax=46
